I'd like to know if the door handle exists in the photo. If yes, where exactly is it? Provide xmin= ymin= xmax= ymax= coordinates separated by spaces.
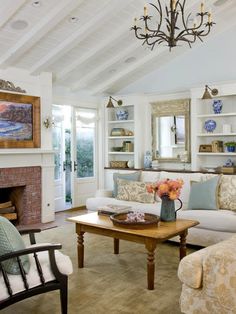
xmin=74 ymin=161 xmax=78 ymax=172
xmin=63 ymin=161 xmax=66 ymax=171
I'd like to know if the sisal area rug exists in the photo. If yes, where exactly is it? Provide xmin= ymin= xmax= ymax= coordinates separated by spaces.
xmin=1 ymin=222 xmax=196 ymax=314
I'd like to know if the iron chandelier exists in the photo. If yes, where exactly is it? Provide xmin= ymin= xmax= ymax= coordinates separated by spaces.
xmin=131 ymin=0 xmax=215 ymax=50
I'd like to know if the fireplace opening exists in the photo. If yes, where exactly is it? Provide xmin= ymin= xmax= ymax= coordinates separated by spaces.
xmin=0 ymin=186 xmax=26 ymax=224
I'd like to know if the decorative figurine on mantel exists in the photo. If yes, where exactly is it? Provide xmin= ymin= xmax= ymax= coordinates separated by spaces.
xmin=224 ymin=159 xmax=234 ymax=167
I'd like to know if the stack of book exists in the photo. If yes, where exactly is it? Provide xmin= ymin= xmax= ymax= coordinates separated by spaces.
xmin=98 ymin=204 xmax=132 ymax=216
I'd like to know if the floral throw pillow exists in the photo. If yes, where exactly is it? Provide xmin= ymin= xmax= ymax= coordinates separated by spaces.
xmin=218 ymin=175 xmax=236 ymax=211
xmin=116 ymin=178 xmax=155 ymax=203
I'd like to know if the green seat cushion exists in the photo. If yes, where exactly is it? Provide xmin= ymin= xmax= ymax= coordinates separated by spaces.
xmin=113 ymin=171 xmax=141 ymax=197
xmin=0 ymin=217 xmax=30 ymax=275
xmin=188 ymin=176 xmax=220 ymax=210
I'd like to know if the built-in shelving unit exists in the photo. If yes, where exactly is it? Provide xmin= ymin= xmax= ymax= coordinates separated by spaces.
xmin=191 ymin=85 xmax=236 ymax=170
xmin=105 ymin=104 xmax=135 ymax=168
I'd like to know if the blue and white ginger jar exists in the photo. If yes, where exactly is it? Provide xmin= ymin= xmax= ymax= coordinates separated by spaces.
xmin=204 ymin=120 xmax=216 ymax=133
xmin=116 ymin=109 xmax=129 ymax=120
xmin=144 ymin=151 xmax=152 ymax=168
xmin=212 ymin=100 xmax=223 ymax=114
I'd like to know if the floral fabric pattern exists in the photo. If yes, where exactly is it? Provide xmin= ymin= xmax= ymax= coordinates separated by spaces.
xmin=116 ymin=178 xmax=155 ymax=203
xmin=178 ymin=235 xmax=236 ymax=313
xmin=218 ymin=175 xmax=236 ymax=211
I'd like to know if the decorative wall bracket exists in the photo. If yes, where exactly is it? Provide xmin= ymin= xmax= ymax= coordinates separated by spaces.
xmin=0 ymin=79 xmax=26 ymax=93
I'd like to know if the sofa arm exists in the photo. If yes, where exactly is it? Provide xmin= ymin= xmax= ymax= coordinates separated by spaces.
xmin=95 ymin=189 xmax=113 ymax=197
xmin=178 ymin=235 xmax=236 ymax=290
xmin=178 ymin=247 xmax=207 ymax=289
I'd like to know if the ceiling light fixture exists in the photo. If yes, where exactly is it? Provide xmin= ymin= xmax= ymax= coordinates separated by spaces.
xmin=202 ymin=85 xmax=218 ymax=99
xmin=131 ymin=0 xmax=215 ymax=51
xmin=106 ymin=96 xmax=123 ymax=108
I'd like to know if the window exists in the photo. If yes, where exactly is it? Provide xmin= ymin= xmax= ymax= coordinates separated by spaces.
xmin=76 ymin=109 xmax=96 ymax=178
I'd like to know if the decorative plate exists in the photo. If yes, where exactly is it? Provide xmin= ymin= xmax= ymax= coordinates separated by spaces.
xmin=204 ymin=119 xmax=216 ymax=133
xmin=110 ymin=212 xmax=160 ymax=229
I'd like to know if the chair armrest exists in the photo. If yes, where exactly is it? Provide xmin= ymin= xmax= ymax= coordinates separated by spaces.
xmin=18 ymin=228 xmax=41 ymax=245
xmin=95 ymin=189 xmax=113 ymax=197
xmin=0 ymin=244 xmax=62 ymax=263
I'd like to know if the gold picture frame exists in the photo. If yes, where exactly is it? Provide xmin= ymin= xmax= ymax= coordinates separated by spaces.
xmin=0 ymin=92 xmax=40 ymax=148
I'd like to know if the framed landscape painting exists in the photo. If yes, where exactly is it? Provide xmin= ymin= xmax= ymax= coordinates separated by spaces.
xmin=0 ymin=92 xmax=40 ymax=148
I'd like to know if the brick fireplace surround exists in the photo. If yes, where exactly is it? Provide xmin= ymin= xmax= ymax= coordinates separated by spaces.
xmin=0 ymin=167 xmax=41 ymax=225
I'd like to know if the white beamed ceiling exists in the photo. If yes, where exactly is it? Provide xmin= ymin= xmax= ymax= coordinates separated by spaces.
xmin=0 ymin=0 xmax=235 ymax=96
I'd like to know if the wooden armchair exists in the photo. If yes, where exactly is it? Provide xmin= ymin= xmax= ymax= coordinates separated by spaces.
xmin=0 ymin=228 xmax=73 ymax=314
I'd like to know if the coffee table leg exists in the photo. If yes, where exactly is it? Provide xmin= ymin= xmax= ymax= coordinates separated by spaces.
xmin=77 ymin=231 xmax=85 ymax=268
xmin=179 ymin=230 xmax=188 ymax=260
xmin=114 ymin=238 xmax=119 ymax=254
xmin=145 ymin=240 xmax=157 ymax=290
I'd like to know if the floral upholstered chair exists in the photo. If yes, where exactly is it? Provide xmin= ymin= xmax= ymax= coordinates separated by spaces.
xmin=178 ymin=235 xmax=236 ymax=314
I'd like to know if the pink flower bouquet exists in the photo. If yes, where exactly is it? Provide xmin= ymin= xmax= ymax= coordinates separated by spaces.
xmin=147 ymin=178 xmax=184 ymax=200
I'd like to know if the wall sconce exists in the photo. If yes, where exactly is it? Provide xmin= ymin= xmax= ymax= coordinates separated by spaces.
xmin=43 ymin=117 xmax=54 ymax=129
xmin=202 ymin=85 xmax=219 ymax=99
xmin=106 ymin=96 xmax=123 ymax=108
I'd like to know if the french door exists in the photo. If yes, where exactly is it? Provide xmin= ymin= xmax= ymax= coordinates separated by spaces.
xmin=53 ymin=105 xmax=98 ymax=211
xmin=72 ymin=107 xmax=98 ymax=207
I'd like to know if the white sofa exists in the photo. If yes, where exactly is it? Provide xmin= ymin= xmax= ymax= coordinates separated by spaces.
xmin=86 ymin=170 xmax=236 ymax=247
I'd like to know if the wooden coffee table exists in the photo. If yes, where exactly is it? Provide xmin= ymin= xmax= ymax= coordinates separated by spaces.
xmin=68 ymin=212 xmax=199 ymax=290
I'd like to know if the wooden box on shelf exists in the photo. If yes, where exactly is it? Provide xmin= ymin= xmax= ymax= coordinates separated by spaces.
xmin=221 ymin=166 xmax=236 ymax=174
xmin=110 ymin=160 xmax=128 ymax=168
xmin=199 ymin=144 xmax=212 ymax=152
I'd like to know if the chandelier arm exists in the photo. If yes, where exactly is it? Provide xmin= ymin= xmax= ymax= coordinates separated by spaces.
xmin=145 ymin=1 xmax=163 ymax=33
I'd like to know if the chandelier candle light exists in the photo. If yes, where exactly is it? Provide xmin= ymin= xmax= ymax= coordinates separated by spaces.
xmin=131 ymin=0 xmax=215 ymax=50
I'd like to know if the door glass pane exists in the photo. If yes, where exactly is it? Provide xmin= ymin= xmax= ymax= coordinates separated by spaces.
xmin=76 ymin=109 xmax=96 ymax=178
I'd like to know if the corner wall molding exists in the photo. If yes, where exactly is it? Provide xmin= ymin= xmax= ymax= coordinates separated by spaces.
xmin=0 ymin=79 xmax=26 ymax=93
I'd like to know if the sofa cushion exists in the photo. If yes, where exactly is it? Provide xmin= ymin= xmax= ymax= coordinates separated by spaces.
xmin=218 ymin=175 xmax=236 ymax=211
xmin=0 ymin=216 xmax=30 ymax=275
xmin=159 ymin=172 xmax=202 ymax=206
xmin=113 ymin=171 xmax=141 ymax=197
xmin=116 ymin=178 xmax=155 ymax=203
xmin=188 ymin=176 xmax=220 ymax=210
xmin=178 ymin=209 xmax=236 ymax=232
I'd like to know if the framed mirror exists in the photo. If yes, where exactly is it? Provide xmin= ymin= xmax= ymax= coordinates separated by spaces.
xmin=151 ymin=99 xmax=191 ymax=162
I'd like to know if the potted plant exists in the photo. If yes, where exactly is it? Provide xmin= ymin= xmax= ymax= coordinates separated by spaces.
xmin=224 ymin=141 xmax=236 ymax=152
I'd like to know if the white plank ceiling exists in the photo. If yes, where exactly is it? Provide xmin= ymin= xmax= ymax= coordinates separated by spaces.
xmin=0 ymin=0 xmax=235 ymax=96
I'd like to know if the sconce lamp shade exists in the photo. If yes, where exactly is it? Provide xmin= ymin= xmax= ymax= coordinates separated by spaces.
xmin=106 ymin=96 xmax=123 ymax=108
xmin=202 ymin=85 xmax=219 ymax=99
xmin=106 ymin=96 xmax=114 ymax=108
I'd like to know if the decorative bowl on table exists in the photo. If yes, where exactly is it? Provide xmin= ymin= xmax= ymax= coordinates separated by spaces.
xmin=204 ymin=120 xmax=216 ymax=133
xmin=110 ymin=212 xmax=160 ymax=229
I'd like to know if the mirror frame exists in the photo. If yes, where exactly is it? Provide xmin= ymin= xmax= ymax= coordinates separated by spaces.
xmin=151 ymin=98 xmax=191 ymax=162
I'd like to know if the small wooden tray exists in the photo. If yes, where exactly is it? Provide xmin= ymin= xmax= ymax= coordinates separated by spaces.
xmin=110 ymin=213 xmax=159 ymax=229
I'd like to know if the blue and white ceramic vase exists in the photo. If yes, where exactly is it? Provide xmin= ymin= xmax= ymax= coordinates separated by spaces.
xmin=212 ymin=100 xmax=223 ymax=114
xmin=144 ymin=151 xmax=152 ymax=168
xmin=204 ymin=120 xmax=216 ymax=133
xmin=116 ymin=109 xmax=129 ymax=120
